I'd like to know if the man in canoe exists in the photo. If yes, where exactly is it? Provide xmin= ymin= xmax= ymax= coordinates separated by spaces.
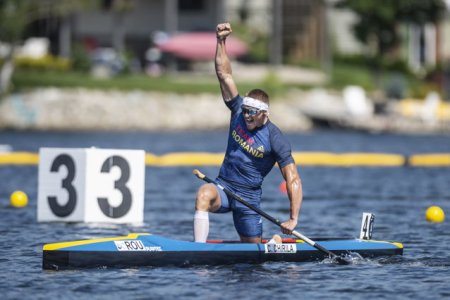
xmin=194 ymin=23 xmax=303 ymax=243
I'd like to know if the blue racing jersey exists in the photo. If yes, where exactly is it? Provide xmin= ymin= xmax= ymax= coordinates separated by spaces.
xmin=217 ymin=95 xmax=295 ymax=192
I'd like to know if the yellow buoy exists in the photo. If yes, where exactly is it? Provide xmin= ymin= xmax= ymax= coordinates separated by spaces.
xmin=10 ymin=190 xmax=28 ymax=208
xmin=425 ymin=206 xmax=445 ymax=223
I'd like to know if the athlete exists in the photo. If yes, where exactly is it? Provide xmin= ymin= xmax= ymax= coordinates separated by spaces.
xmin=194 ymin=23 xmax=303 ymax=243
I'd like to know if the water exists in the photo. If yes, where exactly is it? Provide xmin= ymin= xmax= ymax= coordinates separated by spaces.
xmin=1 ymin=130 xmax=449 ymax=299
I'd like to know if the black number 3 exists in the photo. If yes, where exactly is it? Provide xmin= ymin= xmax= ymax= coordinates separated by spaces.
xmin=97 ymin=156 xmax=132 ymax=218
xmin=48 ymin=154 xmax=77 ymax=217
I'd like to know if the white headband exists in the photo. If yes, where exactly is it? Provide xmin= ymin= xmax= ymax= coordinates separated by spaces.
xmin=242 ymin=97 xmax=269 ymax=111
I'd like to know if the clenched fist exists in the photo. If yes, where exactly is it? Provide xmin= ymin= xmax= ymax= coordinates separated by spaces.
xmin=216 ymin=23 xmax=232 ymax=40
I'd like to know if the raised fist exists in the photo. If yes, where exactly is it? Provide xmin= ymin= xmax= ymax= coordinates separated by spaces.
xmin=216 ymin=23 xmax=232 ymax=40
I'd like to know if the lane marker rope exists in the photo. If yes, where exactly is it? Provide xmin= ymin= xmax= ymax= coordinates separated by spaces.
xmin=1 ymin=152 xmax=449 ymax=167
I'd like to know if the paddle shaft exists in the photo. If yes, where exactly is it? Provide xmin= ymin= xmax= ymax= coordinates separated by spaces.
xmin=193 ymin=169 xmax=340 ymax=260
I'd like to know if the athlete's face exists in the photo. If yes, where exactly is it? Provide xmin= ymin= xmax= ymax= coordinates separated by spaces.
xmin=241 ymin=105 xmax=268 ymax=131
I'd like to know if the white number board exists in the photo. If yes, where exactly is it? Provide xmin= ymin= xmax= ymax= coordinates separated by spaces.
xmin=359 ymin=212 xmax=375 ymax=240
xmin=37 ymin=148 xmax=145 ymax=224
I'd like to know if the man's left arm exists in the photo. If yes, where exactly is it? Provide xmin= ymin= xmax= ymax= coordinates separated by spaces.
xmin=280 ymin=162 xmax=303 ymax=234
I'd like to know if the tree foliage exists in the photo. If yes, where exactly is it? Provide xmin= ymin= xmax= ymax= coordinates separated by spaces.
xmin=0 ymin=0 xmax=31 ymax=43
xmin=0 ymin=0 xmax=98 ymax=42
xmin=0 ymin=0 xmax=100 ymax=95
xmin=335 ymin=0 xmax=447 ymax=57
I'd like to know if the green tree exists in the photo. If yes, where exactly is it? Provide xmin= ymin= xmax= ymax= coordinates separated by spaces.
xmin=0 ymin=0 xmax=29 ymax=94
xmin=0 ymin=0 xmax=98 ymax=95
xmin=335 ymin=0 xmax=447 ymax=60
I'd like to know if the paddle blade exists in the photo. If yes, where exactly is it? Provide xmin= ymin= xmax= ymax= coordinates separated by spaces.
xmin=334 ymin=255 xmax=352 ymax=265
xmin=320 ymin=253 xmax=352 ymax=265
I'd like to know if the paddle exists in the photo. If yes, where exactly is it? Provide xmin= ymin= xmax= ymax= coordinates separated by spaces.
xmin=193 ymin=169 xmax=350 ymax=264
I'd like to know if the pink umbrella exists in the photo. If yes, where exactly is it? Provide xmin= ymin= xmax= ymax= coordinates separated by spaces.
xmin=157 ymin=32 xmax=248 ymax=60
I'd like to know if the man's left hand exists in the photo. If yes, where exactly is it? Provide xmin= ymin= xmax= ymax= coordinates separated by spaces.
xmin=281 ymin=218 xmax=297 ymax=234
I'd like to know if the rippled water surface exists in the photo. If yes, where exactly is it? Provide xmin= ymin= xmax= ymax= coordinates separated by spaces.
xmin=1 ymin=130 xmax=449 ymax=299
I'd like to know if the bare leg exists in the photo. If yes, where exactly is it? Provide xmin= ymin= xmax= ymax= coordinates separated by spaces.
xmin=194 ymin=183 xmax=221 ymax=242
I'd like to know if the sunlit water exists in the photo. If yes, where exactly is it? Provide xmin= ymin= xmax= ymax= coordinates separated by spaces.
xmin=0 ymin=130 xmax=449 ymax=299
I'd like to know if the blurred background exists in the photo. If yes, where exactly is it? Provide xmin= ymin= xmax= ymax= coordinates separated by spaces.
xmin=1 ymin=0 xmax=450 ymax=133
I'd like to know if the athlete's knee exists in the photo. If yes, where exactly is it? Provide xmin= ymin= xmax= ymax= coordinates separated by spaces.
xmin=195 ymin=183 xmax=218 ymax=211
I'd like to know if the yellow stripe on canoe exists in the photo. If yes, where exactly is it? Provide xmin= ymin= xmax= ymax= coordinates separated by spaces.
xmin=391 ymin=242 xmax=404 ymax=248
xmin=363 ymin=239 xmax=404 ymax=249
xmin=43 ymin=233 xmax=150 ymax=251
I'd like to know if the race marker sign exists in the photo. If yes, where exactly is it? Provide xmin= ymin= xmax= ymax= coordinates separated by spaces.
xmin=359 ymin=212 xmax=375 ymax=240
xmin=37 ymin=148 xmax=145 ymax=224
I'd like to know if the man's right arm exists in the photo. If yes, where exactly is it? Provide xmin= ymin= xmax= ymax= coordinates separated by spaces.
xmin=215 ymin=23 xmax=238 ymax=102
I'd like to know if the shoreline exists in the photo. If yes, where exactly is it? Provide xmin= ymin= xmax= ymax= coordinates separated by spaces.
xmin=0 ymin=88 xmax=312 ymax=132
xmin=1 ymin=87 xmax=449 ymax=134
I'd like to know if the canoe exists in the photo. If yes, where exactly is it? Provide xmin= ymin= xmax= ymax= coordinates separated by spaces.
xmin=42 ymin=233 xmax=403 ymax=270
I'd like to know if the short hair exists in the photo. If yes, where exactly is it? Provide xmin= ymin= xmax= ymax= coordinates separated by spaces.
xmin=246 ymin=89 xmax=269 ymax=105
